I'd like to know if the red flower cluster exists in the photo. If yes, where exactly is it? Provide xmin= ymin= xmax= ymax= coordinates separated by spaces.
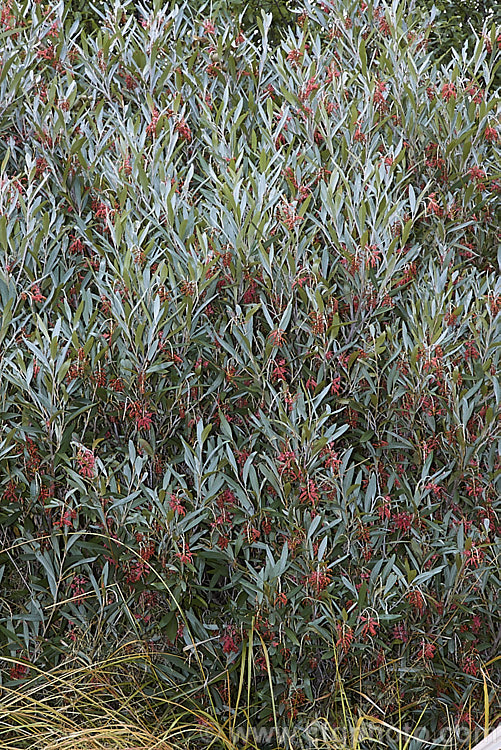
xmin=76 ymin=447 xmax=95 ymax=478
xmin=336 ymin=622 xmax=354 ymax=653
xmin=9 ymin=662 xmax=28 ymax=680
xmin=373 ymin=79 xmax=388 ymax=111
xmin=406 ymin=589 xmax=425 ymax=614
xmin=53 ymin=508 xmax=77 ymax=528
xmin=169 ymin=494 xmax=186 ymax=516
xmin=421 ymin=639 xmax=436 ymax=661
xmin=220 ymin=625 xmax=240 ymax=653
xmin=176 ymin=542 xmax=193 ymax=565
xmin=441 ymin=83 xmax=456 ymax=101
xmin=70 ymin=575 xmax=87 ymax=604
xmin=360 ymin=614 xmax=379 ymax=640
xmin=307 ymin=569 xmax=331 ymax=593
xmin=30 ymin=284 xmax=45 ymax=302
xmin=127 ymin=401 xmax=154 ymax=430
xmin=392 ymin=512 xmax=413 ymax=533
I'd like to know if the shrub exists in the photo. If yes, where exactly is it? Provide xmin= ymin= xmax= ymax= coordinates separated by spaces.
xmin=0 ymin=0 xmax=499 ymax=745
xmin=415 ymin=0 xmax=501 ymax=88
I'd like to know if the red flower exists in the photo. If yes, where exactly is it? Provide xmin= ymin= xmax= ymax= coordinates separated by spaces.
xmin=321 ymin=444 xmax=341 ymax=473
xmin=220 ymin=625 xmax=240 ymax=653
xmin=109 ymin=377 xmax=124 ymax=392
xmin=305 ymin=377 xmax=317 ymax=391
xmin=484 ymin=126 xmax=498 ymax=143
xmin=136 ymin=411 xmax=153 ymax=430
xmin=70 ymin=575 xmax=87 ymax=604
xmin=468 ymin=165 xmax=487 ymax=190
xmin=286 ymin=48 xmax=303 ymax=66
xmin=360 ymin=614 xmax=379 ymax=640
xmin=271 ymin=358 xmax=288 ymax=382
xmin=3 ymin=480 xmax=19 ymax=503
xmin=262 ymin=515 xmax=272 ymax=535
xmin=464 ymin=341 xmax=480 ymax=361
xmin=176 ymin=542 xmax=193 ymax=565
xmin=69 ymin=236 xmax=85 ymax=254
xmin=30 ymin=284 xmax=46 ymax=303
xmin=278 ymin=201 xmax=303 ymax=231
xmin=336 ymin=622 xmax=354 ymax=653
xmin=202 ymin=19 xmax=216 ymax=34
xmin=353 ymin=125 xmax=366 ymax=143
xmin=268 ymin=328 xmax=286 ymax=346
xmin=461 ymin=652 xmax=479 ymax=676
xmin=217 ymin=535 xmax=229 ymax=550
xmin=426 ymin=192 xmax=443 ymax=217
xmin=124 ymin=75 xmax=137 ymax=91
xmin=330 ymin=375 xmax=342 ymax=395
xmin=392 ymin=511 xmax=413 ymax=533
xmin=465 ymin=82 xmax=483 ymax=104
xmin=406 ymin=589 xmax=425 ymax=614
xmin=169 ymin=495 xmax=186 ymax=516
xmin=9 ymin=663 xmax=28 ymax=680
xmin=463 ymin=544 xmax=484 ymax=568
xmin=146 ymin=108 xmax=159 ymax=136
xmin=127 ymin=401 xmax=154 ymax=430
xmin=175 ymin=117 xmax=192 ymax=141
xmin=440 ymin=83 xmax=456 ymax=101
xmin=421 ymin=639 xmax=436 ymax=661
xmin=471 ymin=615 xmax=482 ymax=633
xmin=378 ymin=496 xmax=391 ymax=521
xmin=299 ymin=480 xmax=319 ymax=507
xmin=125 ymin=560 xmax=146 ymax=583
xmin=76 ymin=447 xmax=95 ymax=478
xmin=373 ymin=79 xmax=388 ymax=111
xmin=217 ymin=489 xmax=237 ymax=508
xmin=53 ymin=508 xmax=77 ymax=528
xmin=307 ymin=569 xmax=331 ymax=593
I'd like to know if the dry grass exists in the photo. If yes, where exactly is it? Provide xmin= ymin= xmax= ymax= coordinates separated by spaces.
xmin=2 ymin=650 xmax=498 ymax=750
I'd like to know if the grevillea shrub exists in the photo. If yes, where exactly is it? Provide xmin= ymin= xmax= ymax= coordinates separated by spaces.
xmin=0 ymin=0 xmax=500 ymax=743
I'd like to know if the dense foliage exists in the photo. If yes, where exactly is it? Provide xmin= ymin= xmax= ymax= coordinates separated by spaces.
xmin=417 ymin=0 xmax=501 ymax=88
xmin=0 ymin=0 xmax=500 ymax=746
xmin=68 ymin=0 xmax=501 ymax=82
